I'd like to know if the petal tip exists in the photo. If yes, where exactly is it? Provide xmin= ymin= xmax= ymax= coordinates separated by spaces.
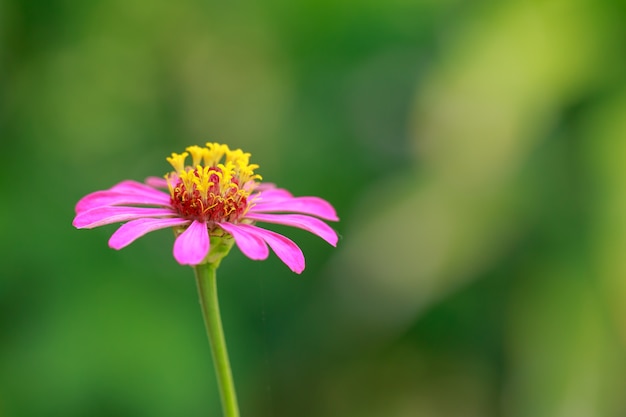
xmin=108 ymin=240 xmax=123 ymax=250
xmin=72 ymin=216 xmax=87 ymax=229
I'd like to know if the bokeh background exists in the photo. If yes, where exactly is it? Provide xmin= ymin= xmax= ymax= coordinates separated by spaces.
xmin=2 ymin=0 xmax=626 ymax=416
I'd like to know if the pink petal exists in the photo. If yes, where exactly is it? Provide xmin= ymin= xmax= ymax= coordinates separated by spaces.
xmin=245 ymin=213 xmax=338 ymax=246
xmin=173 ymin=220 xmax=210 ymax=265
xmin=75 ymin=190 xmax=170 ymax=213
xmin=248 ymin=196 xmax=339 ymax=221
xmin=252 ymin=187 xmax=293 ymax=201
xmin=73 ymin=206 xmax=177 ymax=229
xmin=253 ymin=182 xmax=280 ymax=192
xmin=235 ymin=224 xmax=305 ymax=274
xmin=218 ymin=222 xmax=269 ymax=260
xmin=145 ymin=176 xmax=169 ymax=189
xmin=109 ymin=180 xmax=168 ymax=197
xmin=109 ymin=218 xmax=190 ymax=249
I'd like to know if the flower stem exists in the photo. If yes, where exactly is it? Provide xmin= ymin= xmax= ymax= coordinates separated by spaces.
xmin=194 ymin=263 xmax=240 ymax=417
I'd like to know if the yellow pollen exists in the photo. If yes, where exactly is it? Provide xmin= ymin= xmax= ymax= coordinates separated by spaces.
xmin=186 ymin=145 xmax=207 ymax=167
xmin=165 ymin=143 xmax=262 ymax=223
xmin=166 ymin=152 xmax=188 ymax=173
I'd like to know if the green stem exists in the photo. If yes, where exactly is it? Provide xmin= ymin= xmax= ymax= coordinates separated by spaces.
xmin=194 ymin=263 xmax=240 ymax=417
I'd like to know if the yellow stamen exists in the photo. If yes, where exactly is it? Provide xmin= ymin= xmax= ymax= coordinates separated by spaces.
xmin=186 ymin=145 xmax=207 ymax=167
xmin=167 ymin=152 xmax=189 ymax=173
xmin=164 ymin=143 xmax=262 ymax=223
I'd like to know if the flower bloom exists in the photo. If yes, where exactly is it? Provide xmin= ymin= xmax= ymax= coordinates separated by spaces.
xmin=73 ymin=143 xmax=339 ymax=273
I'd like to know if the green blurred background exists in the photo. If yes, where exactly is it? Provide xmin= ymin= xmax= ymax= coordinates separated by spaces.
xmin=2 ymin=0 xmax=626 ymax=415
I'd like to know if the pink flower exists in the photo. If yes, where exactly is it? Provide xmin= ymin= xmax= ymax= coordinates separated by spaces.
xmin=73 ymin=143 xmax=339 ymax=273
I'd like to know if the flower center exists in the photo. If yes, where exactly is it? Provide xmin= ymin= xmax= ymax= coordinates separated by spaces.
xmin=165 ymin=143 xmax=261 ymax=224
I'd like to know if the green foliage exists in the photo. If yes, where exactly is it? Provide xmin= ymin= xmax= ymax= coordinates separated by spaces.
xmin=1 ymin=0 xmax=625 ymax=415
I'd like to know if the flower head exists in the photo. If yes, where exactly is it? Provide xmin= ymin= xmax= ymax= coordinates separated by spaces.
xmin=73 ymin=143 xmax=339 ymax=273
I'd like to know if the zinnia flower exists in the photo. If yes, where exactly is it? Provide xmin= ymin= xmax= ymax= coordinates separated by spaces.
xmin=73 ymin=143 xmax=339 ymax=273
